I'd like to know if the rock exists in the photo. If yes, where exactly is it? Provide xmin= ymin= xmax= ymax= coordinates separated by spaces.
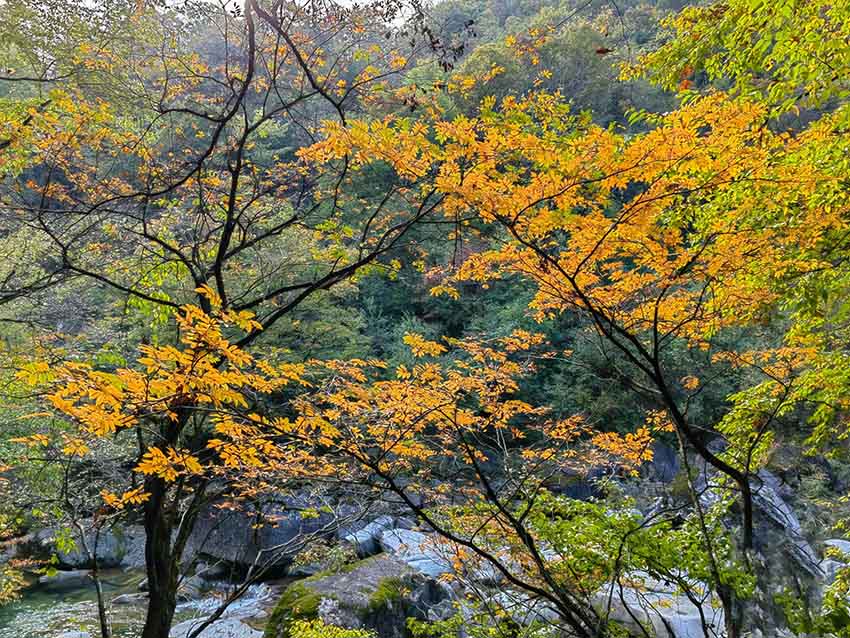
xmin=820 ymin=539 xmax=850 ymax=583
xmin=488 ymin=589 xmax=560 ymax=626
xmin=394 ymin=517 xmax=416 ymax=531
xmin=752 ymin=470 xmax=822 ymax=576
xmin=378 ymin=529 xmax=453 ymax=579
xmin=265 ymin=554 xmax=449 ymax=638
xmin=424 ymin=598 xmax=457 ymax=622
xmin=133 ymin=573 xmax=206 ymax=600
xmin=196 ymin=561 xmax=233 ymax=581
xmin=643 ymin=442 xmax=680 ymax=483
xmin=119 ymin=525 xmax=147 ymax=569
xmin=187 ymin=498 xmax=337 ymax=570
xmin=35 ymin=524 xmax=126 ymax=569
xmin=343 ymin=515 xmax=396 ymax=557
xmin=821 ymin=558 xmax=844 ymax=582
xmin=378 ymin=528 xmax=502 ymax=584
xmin=594 ymin=573 xmax=725 ymax=638
xmin=825 ymin=539 xmax=850 ymax=556
xmin=698 ymin=468 xmax=822 ymax=577
xmin=287 ymin=561 xmax=328 ymax=578
xmin=753 ymin=470 xmax=802 ymax=535
xmin=113 ymin=592 xmax=148 ymax=605
xmin=58 ymin=632 xmax=92 ymax=638
xmin=288 ymin=539 xmax=359 ymax=577
xmin=214 ymin=583 xmax=277 ymax=621
xmin=547 ymin=466 xmax=608 ymax=500
xmin=38 ymin=569 xmax=92 ymax=590
xmin=169 ymin=618 xmax=262 ymax=638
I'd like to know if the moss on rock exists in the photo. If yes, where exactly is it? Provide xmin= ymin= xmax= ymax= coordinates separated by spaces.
xmin=264 ymin=554 xmax=426 ymax=638
xmin=365 ymin=576 xmax=406 ymax=616
xmin=264 ymin=581 xmax=325 ymax=638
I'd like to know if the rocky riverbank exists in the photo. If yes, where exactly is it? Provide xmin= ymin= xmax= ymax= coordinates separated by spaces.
xmin=4 ymin=445 xmax=850 ymax=638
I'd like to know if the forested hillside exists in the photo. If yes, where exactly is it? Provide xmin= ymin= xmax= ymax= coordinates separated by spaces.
xmin=0 ymin=0 xmax=848 ymax=637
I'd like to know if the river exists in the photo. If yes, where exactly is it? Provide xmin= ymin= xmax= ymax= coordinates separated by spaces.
xmin=0 ymin=569 xmax=275 ymax=638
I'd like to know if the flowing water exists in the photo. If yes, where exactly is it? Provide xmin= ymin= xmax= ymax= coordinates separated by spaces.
xmin=0 ymin=570 xmax=275 ymax=638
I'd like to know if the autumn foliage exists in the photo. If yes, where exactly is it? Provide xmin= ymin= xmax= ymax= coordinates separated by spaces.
xmin=3 ymin=0 xmax=850 ymax=636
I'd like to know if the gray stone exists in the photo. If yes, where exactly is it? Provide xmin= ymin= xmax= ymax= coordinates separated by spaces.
xmin=698 ymin=468 xmax=822 ymax=577
xmin=119 ymin=525 xmax=147 ymax=569
xmin=267 ymin=554 xmax=449 ymax=638
xmin=38 ymin=569 xmax=92 ymax=590
xmin=379 ymin=529 xmax=453 ymax=579
xmin=394 ymin=517 xmax=417 ymax=531
xmin=594 ymin=573 xmax=725 ymax=638
xmin=489 ymin=590 xmax=560 ymax=625
xmin=425 ymin=599 xmax=457 ymax=622
xmin=821 ymin=558 xmax=844 ymax=582
xmin=343 ymin=515 xmax=396 ymax=557
xmin=644 ymin=442 xmax=680 ymax=483
xmin=288 ymin=561 xmax=328 ymax=578
xmin=58 ymin=632 xmax=92 ymax=638
xmin=820 ymin=539 xmax=850 ymax=584
xmin=196 ymin=561 xmax=232 ymax=581
xmin=113 ymin=592 xmax=148 ymax=605
xmin=136 ymin=573 xmax=207 ymax=600
xmin=753 ymin=470 xmax=802 ymax=536
xmin=36 ymin=524 xmax=125 ymax=569
xmin=169 ymin=618 xmax=262 ymax=638
xmin=753 ymin=470 xmax=822 ymax=576
xmin=187 ymin=498 xmax=337 ymax=569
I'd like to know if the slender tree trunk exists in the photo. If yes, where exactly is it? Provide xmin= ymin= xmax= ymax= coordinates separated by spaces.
xmin=72 ymin=517 xmax=110 ymax=638
xmin=92 ymin=529 xmax=111 ymax=638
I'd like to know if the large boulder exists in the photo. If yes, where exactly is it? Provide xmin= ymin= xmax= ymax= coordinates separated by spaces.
xmin=187 ymin=499 xmax=337 ymax=570
xmin=170 ymin=618 xmax=262 ymax=638
xmin=378 ymin=528 xmax=507 ymax=585
xmin=119 ymin=524 xmax=147 ymax=569
xmin=643 ymin=442 xmax=680 ymax=483
xmin=264 ymin=554 xmax=449 ymax=638
xmin=35 ymin=524 xmax=126 ymax=569
xmin=698 ymin=467 xmax=822 ymax=578
xmin=378 ymin=529 xmax=453 ymax=580
xmin=751 ymin=470 xmax=822 ymax=577
xmin=112 ymin=592 xmax=148 ymax=605
xmin=38 ymin=569 xmax=93 ymax=590
xmin=486 ymin=589 xmax=560 ymax=626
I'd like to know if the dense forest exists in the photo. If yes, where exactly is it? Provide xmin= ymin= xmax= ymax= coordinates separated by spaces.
xmin=0 ymin=0 xmax=848 ymax=637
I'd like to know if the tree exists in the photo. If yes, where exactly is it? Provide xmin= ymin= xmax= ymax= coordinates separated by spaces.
xmin=1 ymin=1 xmax=447 ymax=636
xmin=292 ymin=330 xmax=739 ymax=638
xmin=24 ymin=298 xmax=689 ymax=638
xmin=293 ymin=5 xmax=850 ymax=626
xmin=8 ymin=0 xmax=850 ymax=636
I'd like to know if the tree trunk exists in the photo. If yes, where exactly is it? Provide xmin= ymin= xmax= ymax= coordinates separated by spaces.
xmin=92 ymin=529 xmax=111 ymax=638
xmin=141 ymin=476 xmax=178 ymax=638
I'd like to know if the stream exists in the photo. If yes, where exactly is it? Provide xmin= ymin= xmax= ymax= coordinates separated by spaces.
xmin=0 ymin=569 xmax=276 ymax=638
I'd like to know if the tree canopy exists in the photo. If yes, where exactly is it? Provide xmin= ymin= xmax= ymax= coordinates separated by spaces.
xmin=1 ymin=0 xmax=849 ymax=637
